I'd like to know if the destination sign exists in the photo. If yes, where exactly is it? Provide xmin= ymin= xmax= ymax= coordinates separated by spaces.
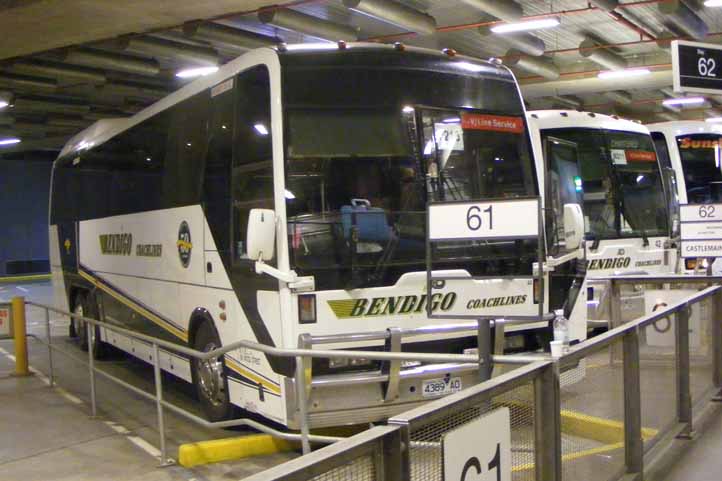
xmin=672 ymin=40 xmax=722 ymax=95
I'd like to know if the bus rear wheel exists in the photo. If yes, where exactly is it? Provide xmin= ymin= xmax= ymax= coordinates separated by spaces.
xmin=74 ymin=292 xmax=107 ymax=359
xmin=191 ymin=321 xmax=233 ymax=422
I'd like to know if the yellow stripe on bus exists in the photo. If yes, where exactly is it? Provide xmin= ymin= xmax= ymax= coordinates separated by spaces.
xmin=77 ymin=269 xmax=188 ymax=342
xmin=226 ymin=358 xmax=281 ymax=395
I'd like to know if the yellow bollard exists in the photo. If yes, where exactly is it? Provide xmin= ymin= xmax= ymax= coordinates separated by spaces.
xmin=11 ymin=296 xmax=30 ymax=377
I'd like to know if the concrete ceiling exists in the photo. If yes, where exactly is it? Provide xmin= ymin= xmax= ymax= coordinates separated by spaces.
xmin=0 ymin=0 xmax=277 ymax=60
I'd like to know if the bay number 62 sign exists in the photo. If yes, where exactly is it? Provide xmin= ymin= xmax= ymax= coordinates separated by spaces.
xmin=428 ymin=198 xmax=540 ymax=242
xmin=442 ymin=407 xmax=511 ymax=481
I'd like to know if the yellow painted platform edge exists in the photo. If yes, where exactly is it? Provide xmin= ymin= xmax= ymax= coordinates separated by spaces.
xmin=0 ymin=274 xmax=51 ymax=283
xmin=178 ymin=434 xmax=299 ymax=467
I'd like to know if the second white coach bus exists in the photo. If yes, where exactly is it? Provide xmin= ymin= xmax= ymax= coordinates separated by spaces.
xmin=527 ymin=111 xmax=677 ymax=327
xmin=49 ymin=43 xmax=579 ymax=428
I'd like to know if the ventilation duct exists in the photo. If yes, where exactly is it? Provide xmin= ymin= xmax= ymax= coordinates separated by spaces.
xmin=342 ymin=0 xmax=436 ymax=35
xmin=183 ymin=22 xmax=281 ymax=52
xmin=61 ymin=48 xmax=160 ymax=77
xmin=120 ymin=36 xmax=219 ymax=66
xmin=659 ymin=0 xmax=708 ymax=40
xmin=13 ymin=98 xmax=90 ymax=115
xmin=660 ymin=87 xmax=677 ymax=97
xmin=579 ymin=38 xmax=627 ymax=70
xmin=505 ymin=51 xmax=559 ymax=80
xmin=9 ymin=60 xmax=106 ymax=84
xmin=655 ymin=30 xmax=677 ymax=49
xmin=480 ymin=27 xmax=545 ymax=56
xmin=0 ymin=73 xmax=56 ymax=91
xmin=46 ymin=116 xmax=90 ymax=129
xmin=589 ymin=0 xmax=619 ymax=11
xmin=258 ymin=8 xmax=359 ymax=41
xmin=551 ymin=95 xmax=582 ymax=109
xmin=0 ymin=115 xmax=14 ymax=126
xmin=84 ymin=110 xmax=124 ymax=121
xmin=657 ymin=111 xmax=679 ymax=121
xmin=604 ymin=90 xmax=633 ymax=104
xmin=100 ymin=82 xmax=169 ymax=101
xmin=458 ymin=0 xmax=523 ymax=22
xmin=522 ymin=69 xmax=672 ymax=98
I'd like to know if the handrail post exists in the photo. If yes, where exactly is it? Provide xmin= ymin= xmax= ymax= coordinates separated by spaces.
xmin=477 ymin=318 xmax=492 ymax=381
xmin=87 ymin=321 xmax=97 ymax=417
xmin=152 ymin=342 xmax=173 ymax=466
xmin=675 ymin=306 xmax=693 ymax=438
xmin=712 ymin=291 xmax=722 ymax=401
xmin=45 ymin=307 xmax=54 ymax=386
xmin=534 ymin=361 xmax=561 ymax=481
xmin=623 ymin=327 xmax=643 ymax=477
xmin=11 ymin=296 xmax=30 ymax=377
xmin=294 ymin=336 xmax=311 ymax=455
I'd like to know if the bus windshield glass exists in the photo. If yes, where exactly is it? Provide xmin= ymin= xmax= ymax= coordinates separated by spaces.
xmin=280 ymin=53 xmax=537 ymax=289
xmin=675 ymin=134 xmax=722 ymax=203
xmin=542 ymin=128 xmax=667 ymax=241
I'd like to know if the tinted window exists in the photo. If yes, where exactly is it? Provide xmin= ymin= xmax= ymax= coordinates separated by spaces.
xmin=651 ymin=132 xmax=672 ymax=169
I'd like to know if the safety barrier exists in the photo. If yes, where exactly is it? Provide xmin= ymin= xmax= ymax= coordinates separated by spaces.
xmin=4 ymin=295 xmax=543 ymax=466
xmin=246 ymin=275 xmax=722 ymax=481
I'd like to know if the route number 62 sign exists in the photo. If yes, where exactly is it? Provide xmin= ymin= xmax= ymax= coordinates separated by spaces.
xmin=442 ymin=407 xmax=511 ymax=481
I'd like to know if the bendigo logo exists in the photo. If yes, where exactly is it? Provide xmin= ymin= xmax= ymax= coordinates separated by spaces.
xmin=328 ymin=293 xmax=457 ymax=319
xmin=99 ymin=233 xmax=132 ymax=256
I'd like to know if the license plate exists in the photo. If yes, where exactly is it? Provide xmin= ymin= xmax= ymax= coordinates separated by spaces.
xmin=421 ymin=377 xmax=462 ymax=398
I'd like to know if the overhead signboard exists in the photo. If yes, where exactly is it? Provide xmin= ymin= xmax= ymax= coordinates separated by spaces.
xmin=428 ymin=198 xmax=539 ymax=242
xmin=672 ymin=40 xmax=722 ymax=95
xmin=679 ymin=203 xmax=722 ymax=258
xmin=442 ymin=407 xmax=511 ymax=481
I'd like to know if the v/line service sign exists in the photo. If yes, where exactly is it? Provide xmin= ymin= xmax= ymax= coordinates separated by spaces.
xmin=672 ymin=40 xmax=722 ymax=95
xmin=679 ymin=204 xmax=722 ymax=258
xmin=442 ymin=407 xmax=512 ymax=481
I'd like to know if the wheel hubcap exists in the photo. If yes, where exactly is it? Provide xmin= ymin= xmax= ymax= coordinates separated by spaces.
xmin=75 ymin=304 xmax=86 ymax=340
xmin=197 ymin=342 xmax=225 ymax=406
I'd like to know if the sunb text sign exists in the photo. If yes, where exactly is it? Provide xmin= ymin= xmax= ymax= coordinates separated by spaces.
xmin=428 ymin=198 xmax=539 ymax=242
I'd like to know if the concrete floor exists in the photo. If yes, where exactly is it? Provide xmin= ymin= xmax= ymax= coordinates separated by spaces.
xmin=0 ymin=280 xmax=298 ymax=481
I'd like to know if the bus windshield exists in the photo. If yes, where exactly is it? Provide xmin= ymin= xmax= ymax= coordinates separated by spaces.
xmin=675 ymin=134 xmax=722 ymax=202
xmin=543 ymin=128 xmax=667 ymax=241
xmin=281 ymin=57 xmax=537 ymax=289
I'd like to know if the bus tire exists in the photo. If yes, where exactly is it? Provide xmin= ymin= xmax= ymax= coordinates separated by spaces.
xmin=191 ymin=321 xmax=233 ymax=422
xmin=76 ymin=292 xmax=108 ymax=359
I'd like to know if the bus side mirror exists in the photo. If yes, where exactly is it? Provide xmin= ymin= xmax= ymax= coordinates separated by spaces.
xmin=564 ymin=203 xmax=584 ymax=251
xmin=247 ymin=209 xmax=276 ymax=262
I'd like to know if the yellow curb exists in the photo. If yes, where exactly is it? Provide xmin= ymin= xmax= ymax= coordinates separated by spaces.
xmin=560 ymin=409 xmax=658 ymax=444
xmin=513 ymin=442 xmax=625 ymax=473
xmin=0 ymin=274 xmax=51 ymax=283
xmin=178 ymin=434 xmax=299 ymax=467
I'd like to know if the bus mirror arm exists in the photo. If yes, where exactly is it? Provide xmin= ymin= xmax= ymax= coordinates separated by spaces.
xmin=545 ymin=248 xmax=585 ymax=271
xmin=255 ymin=261 xmax=315 ymax=291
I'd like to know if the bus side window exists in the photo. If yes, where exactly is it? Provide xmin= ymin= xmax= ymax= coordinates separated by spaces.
xmin=232 ymin=65 xmax=274 ymax=264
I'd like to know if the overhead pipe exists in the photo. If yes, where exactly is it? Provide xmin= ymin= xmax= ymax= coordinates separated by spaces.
xmin=0 ymin=115 xmax=14 ymax=125
xmin=13 ymin=98 xmax=90 ymax=115
xmin=258 ymin=7 xmax=359 ymax=41
xmin=342 ymin=0 xmax=436 ymax=35
xmin=521 ymin=69 xmax=672 ymax=99
xmin=61 ymin=48 xmax=161 ymax=77
xmin=99 ymin=82 xmax=169 ymax=101
xmin=183 ymin=22 xmax=280 ymax=52
xmin=657 ymin=111 xmax=679 ymax=121
xmin=579 ymin=38 xmax=627 ymax=70
xmin=46 ymin=116 xmax=91 ymax=129
xmin=589 ymin=0 xmax=619 ymax=11
xmin=84 ymin=110 xmax=125 ymax=121
xmin=655 ymin=30 xmax=677 ymax=49
xmin=0 ymin=73 xmax=56 ymax=91
xmin=505 ymin=50 xmax=559 ymax=80
xmin=9 ymin=60 xmax=106 ymax=84
xmin=119 ymin=36 xmax=219 ymax=66
xmin=480 ymin=27 xmax=546 ymax=57
xmin=551 ymin=95 xmax=582 ymax=109
xmin=604 ymin=90 xmax=633 ymax=104
xmin=458 ymin=0 xmax=523 ymax=22
xmin=659 ymin=0 xmax=708 ymax=40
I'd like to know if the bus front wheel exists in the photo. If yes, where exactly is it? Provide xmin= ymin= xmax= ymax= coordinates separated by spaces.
xmin=191 ymin=321 xmax=233 ymax=422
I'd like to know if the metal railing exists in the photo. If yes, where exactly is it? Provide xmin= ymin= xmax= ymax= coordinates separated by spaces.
xmin=246 ymin=275 xmax=722 ymax=481
xmin=7 ymin=297 xmax=546 ymax=465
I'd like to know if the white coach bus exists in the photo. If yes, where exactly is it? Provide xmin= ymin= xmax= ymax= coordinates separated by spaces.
xmin=527 ymin=111 xmax=677 ymax=328
xmin=49 ymin=44 xmax=573 ymax=428
xmin=647 ymin=120 xmax=720 ymax=272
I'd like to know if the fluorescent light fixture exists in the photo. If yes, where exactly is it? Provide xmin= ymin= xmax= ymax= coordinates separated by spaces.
xmin=175 ymin=66 xmax=219 ymax=78
xmin=285 ymin=189 xmax=296 ymax=200
xmin=254 ymin=123 xmax=269 ymax=135
xmin=636 ymin=175 xmax=644 ymax=183
xmin=0 ymin=101 xmax=8 ymax=109
xmin=597 ymin=68 xmax=651 ymax=80
xmin=704 ymin=0 xmax=722 ymax=6
xmin=706 ymin=117 xmax=722 ymax=123
xmin=490 ymin=17 xmax=560 ymax=34
xmin=0 ymin=138 xmax=21 ymax=146
xmin=442 ymin=117 xmax=461 ymax=123
xmin=662 ymin=96 xmax=705 ymax=106
xmin=402 ymin=105 xmax=415 ymax=113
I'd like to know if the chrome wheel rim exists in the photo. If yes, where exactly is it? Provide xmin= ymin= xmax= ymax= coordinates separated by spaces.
xmin=75 ymin=303 xmax=86 ymax=341
xmin=197 ymin=341 xmax=225 ymax=406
